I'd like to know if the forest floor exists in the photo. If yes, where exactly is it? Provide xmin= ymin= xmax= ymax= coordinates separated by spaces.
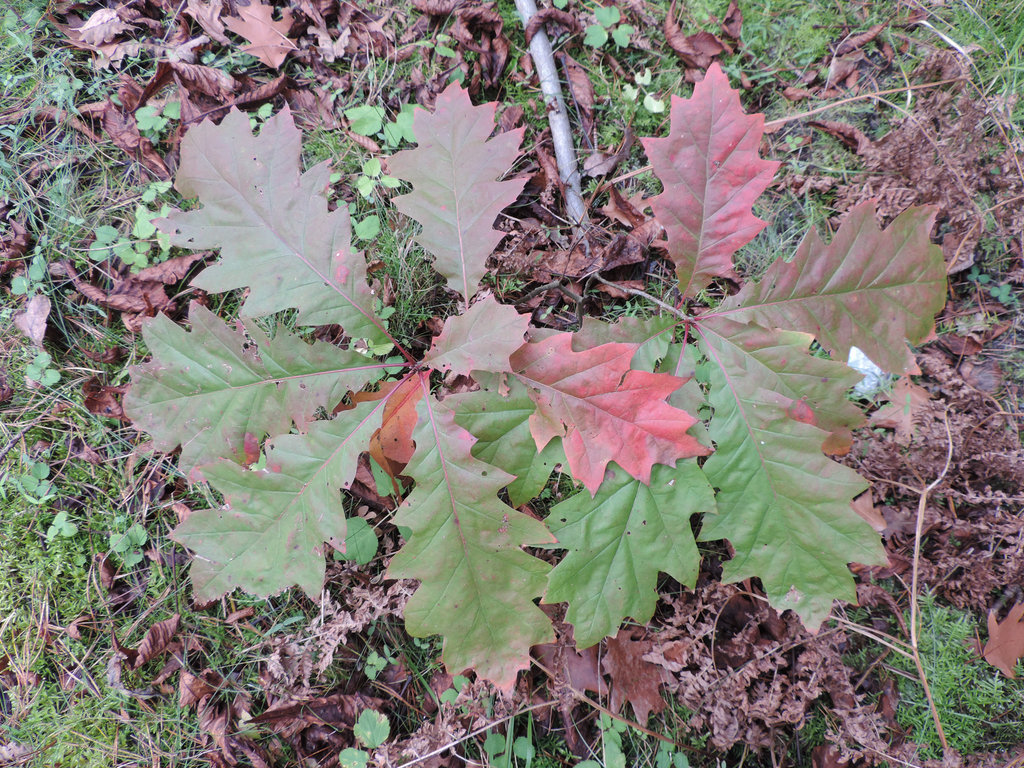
xmin=2 ymin=0 xmax=1024 ymax=766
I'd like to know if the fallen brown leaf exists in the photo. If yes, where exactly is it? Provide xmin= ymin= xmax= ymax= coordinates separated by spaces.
xmin=223 ymin=0 xmax=298 ymax=69
xmin=665 ymin=2 xmax=728 ymax=71
xmin=133 ymin=614 xmax=181 ymax=669
xmin=720 ymin=0 xmax=742 ymax=39
xmin=869 ymin=375 xmax=932 ymax=444
xmin=524 ymin=7 xmax=580 ymax=45
xmin=603 ymin=628 xmax=670 ymax=723
xmin=14 ymin=294 xmax=50 ymax=348
xmin=984 ymin=602 xmax=1024 ymax=678
xmin=83 ymin=377 xmax=128 ymax=420
xmin=835 ymin=22 xmax=887 ymax=56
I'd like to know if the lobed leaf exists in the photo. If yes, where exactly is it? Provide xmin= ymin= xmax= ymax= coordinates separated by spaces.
xmin=174 ymin=398 xmax=385 ymax=600
xmin=544 ymin=461 xmax=714 ymax=648
xmin=697 ymin=320 xmax=886 ymax=627
xmin=160 ymin=108 xmax=388 ymax=344
xmin=125 ymin=303 xmax=378 ymax=478
xmin=641 ymin=63 xmax=779 ymax=298
xmin=421 ymin=296 xmax=530 ymax=376
xmin=450 ymin=372 xmax=563 ymax=508
xmin=510 ymin=332 xmax=708 ymax=493
xmin=716 ymin=204 xmax=946 ymax=374
xmin=389 ymin=83 xmax=527 ymax=304
xmin=387 ymin=394 xmax=554 ymax=690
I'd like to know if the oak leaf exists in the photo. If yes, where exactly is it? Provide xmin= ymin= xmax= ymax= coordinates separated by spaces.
xmin=984 ymin=602 xmax=1024 ymax=678
xmin=717 ymin=204 xmax=946 ymax=375
xmin=125 ymin=303 xmax=374 ymax=479
xmin=387 ymin=395 xmax=554 ymax=690
xmin=422 ymin=296 xmax=530 ymax=376
xmin=389 ymin=83 xmax=527 ymax=304
xmin=222 ymin=0 xmax=297 ymax=68
xmin=160 ymin=108 xmax=388 ymax=345
xmin=544 ymin=461 xmax=714 ymax=648
xmin=174 ymin=398 xmax=385 ymax=600
xmin=641 ymin=62 xmax=779 ymax=297
xmin=450 ymin=372 xmax=564 ymax=507
xmin=697 ymin=320 xmax=886 ymax=627
xmin=510 ymin=333 xmax=708 ymax=493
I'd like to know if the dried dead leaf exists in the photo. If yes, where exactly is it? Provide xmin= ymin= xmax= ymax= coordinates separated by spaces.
xmin=133 ymin=614 xmax=181 ymax=669
xmin=835 ymin=22 xmax=887 ymax=56
xmin=984 ymin=602 xmax=1024 ymax=678
xmin=14 ymin=294 xmax=50 ymax=348
xmin=720 ymin=0 xmax=742 ymax=39
xmin=850 ymin=492 xmax=886 ymax=534
xmin=665 ymin=2 xmax=728 ymax=71
xmin=184 ymin=0 xmax=232 ymax=46
xmin=869 ymin=376 xmax=932 ymax=444
xmin=602 ymin=628 xmax=670 ymax=723
xmin=524 ymin=7 xmax=580 ymax=45
xmin=223 ymin=0 xmax=298 ymax=69
xmin=83 ymin=377 xmax=128 ymax=420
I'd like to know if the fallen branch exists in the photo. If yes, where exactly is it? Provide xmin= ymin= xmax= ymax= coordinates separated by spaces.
xmin=513 ymin=0 xmax=588 ymax=229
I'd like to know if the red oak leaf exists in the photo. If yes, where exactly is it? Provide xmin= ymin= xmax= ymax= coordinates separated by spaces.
xmin=641 ymin=63 xmax=779 ymax=298
xmin=510 ymin=333 xmax=708 ymax=493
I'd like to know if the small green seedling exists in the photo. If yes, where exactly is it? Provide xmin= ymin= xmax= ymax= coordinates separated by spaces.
xmin=331 ymin=516 xmax=379 ymax=565
xmin=249 ymin=102 xmax=274 ymax=130
xmin=362 ymin=647 xmax=395 ymax=680
xmin=354 ymin=709 xmax=390 ymax=749
xmin=135 ymin=101 xmax=180 ymax=142
xmin=10 ymin=454 xmax=56 ymax=505
xmin=108 ymin=521 xmax=148 ymax=567
xmin=585 ymin=5 xmax=634 ymax=48
xmin=25 ymin=351 xmax=60 ymax=386
xmin=46 ymin=511 xmax=79 ymax=541
xmin=621 ymin=68 xmax=666 ymax=113
xmin=10 ymin=251 xmax=47 ymax=296
xmin=967 ymin=265 xmax=1019 ymax=307
xmin=90 ymin=181 xmax=173 ymax=269
xmin=345 ymin=103 xmax=417 ymax=149
xmin=439 ymin=674 xmax=470 ymax=705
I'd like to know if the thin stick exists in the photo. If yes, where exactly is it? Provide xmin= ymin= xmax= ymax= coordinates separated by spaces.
xmin=909 ymin=409 xmax=953 ymax=752
xmin=513 ymin=0 xmax=588 ymax=228
xmin=589 ymin=274 xmax=690 ymax=321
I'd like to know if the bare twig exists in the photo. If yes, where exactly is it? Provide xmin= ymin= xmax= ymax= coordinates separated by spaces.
xmin=909 ymin=409 xmax=953 ymax=753
xmin=513 ymin=0 xmax=588 ymax=229
xmin=589 ymin=273 xmax=690 ymax=321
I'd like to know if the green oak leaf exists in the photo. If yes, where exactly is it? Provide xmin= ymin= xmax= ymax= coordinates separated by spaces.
xmin=545 ymin=461 xmax=715 ymax=648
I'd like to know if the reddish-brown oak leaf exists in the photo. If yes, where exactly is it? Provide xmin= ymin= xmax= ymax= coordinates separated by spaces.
xmin=358 ymin=373 xmax=426 ymax=477
xmin=389 ymin=83 xmax=527 ymax=304
xmin=510 ymin=333 xmax=708 ymax=493
xmin=641 ymin=62 xmax=779 ymax=298
xmin=422 ymin=295 xmax=530 ymax=376
xmin=716 ymin=204 xmax=946 ymax=375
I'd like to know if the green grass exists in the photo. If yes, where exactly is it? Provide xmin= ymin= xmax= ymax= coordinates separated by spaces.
xmin=889 ymin=594 xmax=1024 ymax=759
